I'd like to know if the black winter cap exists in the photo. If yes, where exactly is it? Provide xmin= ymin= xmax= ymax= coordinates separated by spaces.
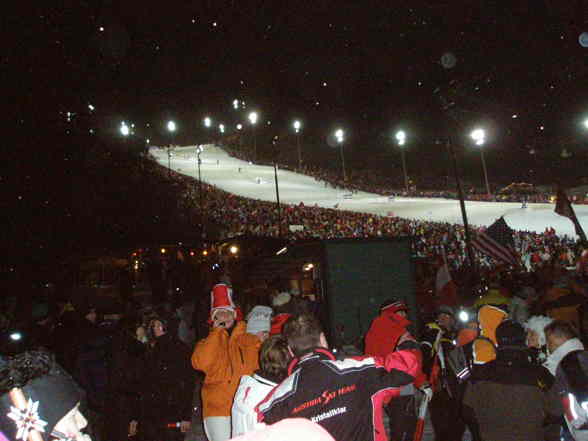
xmin=495 ymin=320 xmax=526 ymax=347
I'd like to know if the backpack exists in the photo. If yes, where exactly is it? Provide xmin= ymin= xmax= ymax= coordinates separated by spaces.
xmin=447 ymin=336 xmax=496 ymax=382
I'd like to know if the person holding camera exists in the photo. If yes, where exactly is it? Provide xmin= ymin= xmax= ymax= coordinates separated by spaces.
xmin=192 ymin=283 xmax=269 ymax=441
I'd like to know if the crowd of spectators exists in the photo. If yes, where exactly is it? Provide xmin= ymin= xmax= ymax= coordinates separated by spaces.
xmin=167 ymin=162 xmax=581 ymax=275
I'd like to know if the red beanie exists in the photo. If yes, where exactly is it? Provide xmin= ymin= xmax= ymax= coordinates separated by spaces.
xmin=210 ymin=283 xmax=236 ymax=320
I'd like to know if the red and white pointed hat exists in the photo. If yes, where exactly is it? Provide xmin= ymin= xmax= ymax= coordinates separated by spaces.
xmin=210 ymin=283 xmax=236 ymax=319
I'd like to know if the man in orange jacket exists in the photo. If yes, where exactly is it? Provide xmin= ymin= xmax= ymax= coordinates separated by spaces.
xmin=191 ymin=283 xmax=271 ymax=441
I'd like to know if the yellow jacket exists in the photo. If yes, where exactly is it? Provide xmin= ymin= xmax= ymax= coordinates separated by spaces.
xmin=473 ymin=305 xmax=508 ymax=364
xmin=191 ymin=321 xmax=262 ymax=418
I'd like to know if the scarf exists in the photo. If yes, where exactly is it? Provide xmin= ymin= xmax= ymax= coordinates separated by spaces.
xmin=544 ymin=337 xmax=585 ymax=375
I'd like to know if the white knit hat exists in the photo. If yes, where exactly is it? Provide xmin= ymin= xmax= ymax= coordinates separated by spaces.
xmin=246 ymin=306 xmax=273 ymax=334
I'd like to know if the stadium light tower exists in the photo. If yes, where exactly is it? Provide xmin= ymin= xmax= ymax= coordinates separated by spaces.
xmin=249 ymin=111 xmax=259 ymax=161
xmin=335 ymin=128 xmax=347 ymax=181
xmin=470 ymin=128 xmax=491 ymax=197
xmin=395 ymin=130 xmax=409 ymax=193
xmin=272 ymin=135 xmax=283 ymax=237
xmin=166 ymin=120 xmax=177 ymax=177
xmin=120 ymin=121 xmax=130 ymax=137
xmin=196 ymin=145 xmax=205 ymax=237
xmin=293 ymin=120 xmax=302 ymax=169
xmin=203 ymin=116 xmax=213 ymax=145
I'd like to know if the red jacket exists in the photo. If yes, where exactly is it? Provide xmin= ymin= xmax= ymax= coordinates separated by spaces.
xmin=364 ymin=309 xmax=411 ymax=358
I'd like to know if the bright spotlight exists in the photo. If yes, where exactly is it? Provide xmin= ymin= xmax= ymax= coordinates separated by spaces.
xmin=167 ymin=120 xmax=177 ymax=132
xmin=458 ymin=310 xmax=469 ymax=323
xmin=470 ymin=128 xmax=485 ymax=146
xmin=236 ymin=124 xmax=243 ymax=130
xmin=293 ymin=120 xmax=302 ymax=133
xmin=248 ymin=112 xmax=258 ymax=125
xmin=229 ymin=245 xmax=239 ymax=254
xmin=204 ymin=117 xmax=212 ymax=128
xmin=395 ymin=130 xmax=406 ymax=146
xmin=219 ymin=124 xmax=225 ymax=134
xmin=583 ymin=119 xmax=588 ymax=130
xmin=9 ymin=332 xmax=22 ymax=341
xmin=233 ymin=99 xmax=239 ymax=109
xmin=120 ymin=122 xmax=130 ymax=136
xmin=335 ymin=128 xmax=344 ymax=143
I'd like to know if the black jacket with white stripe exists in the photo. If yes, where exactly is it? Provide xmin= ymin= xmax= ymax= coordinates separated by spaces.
xmin=256 ymin=347 xmax=417 ymax=441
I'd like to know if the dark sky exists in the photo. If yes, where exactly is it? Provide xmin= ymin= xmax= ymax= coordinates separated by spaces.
xmin=7 ymin=1 xmax=588 ymax=144
xmin=4 ymin=0 xmax=588 ymax=273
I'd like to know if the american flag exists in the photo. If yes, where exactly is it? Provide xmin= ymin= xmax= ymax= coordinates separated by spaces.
xmin=472 ymin=217 xmax=518 ymax=266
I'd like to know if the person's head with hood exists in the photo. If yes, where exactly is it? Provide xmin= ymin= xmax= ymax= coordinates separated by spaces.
xmin=473 ymin=304 xmax=508 ymax=364
xmin=477 ymin=304 xmax=508 ymax=343
xmin=380 ymin=298 xmax=409 ymax=320
xmin=0 ymin=350 xmax=89 ymax=441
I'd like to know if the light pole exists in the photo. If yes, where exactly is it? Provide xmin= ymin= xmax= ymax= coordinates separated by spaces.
xmin=203 ymin=116 xmax=212 ymax=145
xmin=120 ymin=121 xmax=130 ymax=137
xmin=272 ymin=135 xmax=282 ymax=237
xmin=167 ymin=120 xmax=176 ymax=177
xmin=471 ymin=128 xmax=491 ymax=197
xmin=395 ymin=130 xmax=409 ymax=193
xmin=249 ymin=111 xmax=258 ymax=161
xmin=196 ymin=145 xmax=205 ymax=237
xmin=293 ymin=120 xmax=302 ymax=169
xmin=335 ymin=128 xmax=347 ymax=181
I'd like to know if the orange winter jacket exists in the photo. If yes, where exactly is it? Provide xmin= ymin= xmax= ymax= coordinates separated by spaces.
xmin=191 ymin=321 xmax=262 ymax=418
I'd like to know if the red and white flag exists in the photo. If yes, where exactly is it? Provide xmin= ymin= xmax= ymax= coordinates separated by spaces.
xmin=436 ymin=249 xmax=458 ymax=306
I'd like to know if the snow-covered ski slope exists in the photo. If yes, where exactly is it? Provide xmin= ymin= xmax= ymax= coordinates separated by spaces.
xmin=151 ymin=145 xmax=587 ymax=238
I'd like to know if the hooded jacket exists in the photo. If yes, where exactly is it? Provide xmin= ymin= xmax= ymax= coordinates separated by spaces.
xmin=364 ymin=309 xmax=411 ymax=358
xmin=473 ymin=305 xmax=508 ymax=364
xmin=191 ymin=321 xmax=262 ymax=418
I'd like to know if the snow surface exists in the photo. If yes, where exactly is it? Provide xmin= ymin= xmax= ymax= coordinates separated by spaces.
xmin=151 ymin=145 xmax=588 ymax=238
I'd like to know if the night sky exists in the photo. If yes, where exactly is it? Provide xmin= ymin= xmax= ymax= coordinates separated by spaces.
xmin=7 ymin=1 xmax=588 ymax=144
xmin=4 ymin=1 xmax=588 ymax=272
